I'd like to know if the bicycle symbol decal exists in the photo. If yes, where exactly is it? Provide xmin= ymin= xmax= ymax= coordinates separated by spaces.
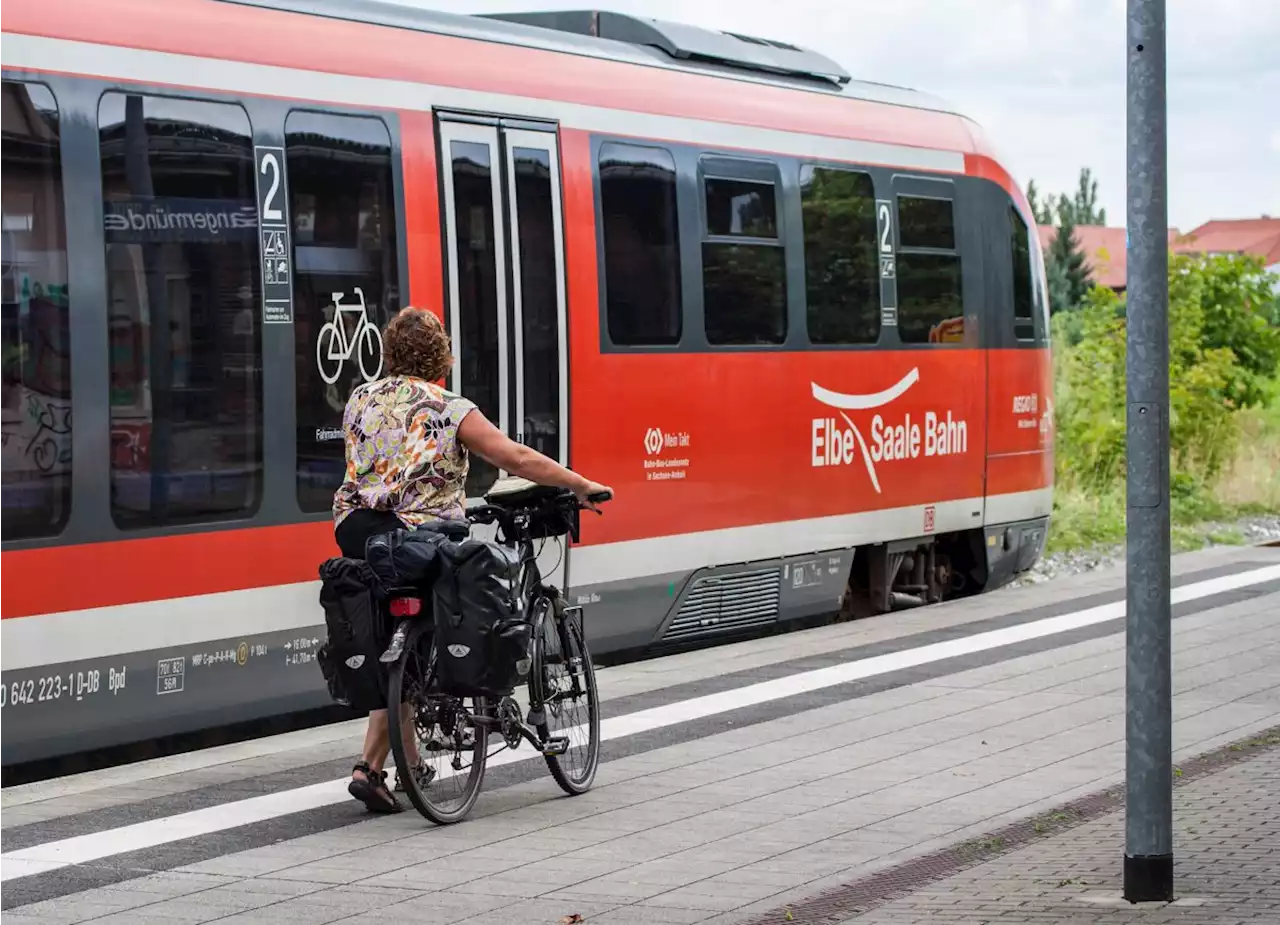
xmin=315 ymin=288 xmax=383 ymax=385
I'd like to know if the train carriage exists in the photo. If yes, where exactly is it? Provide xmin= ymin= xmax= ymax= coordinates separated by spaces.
xmin=0 ymin=0 xmax=1053 ymax=766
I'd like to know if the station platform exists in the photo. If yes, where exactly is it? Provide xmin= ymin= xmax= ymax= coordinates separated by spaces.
xmin=3 ymin=543 xmax=1279 ymax=925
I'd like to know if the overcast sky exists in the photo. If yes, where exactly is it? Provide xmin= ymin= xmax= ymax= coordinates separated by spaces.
xmin=419 ymin=0 xmax=1279 ymax=231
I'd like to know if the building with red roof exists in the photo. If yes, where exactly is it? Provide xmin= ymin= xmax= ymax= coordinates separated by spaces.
xmin=1036 ymin=225 xmax=1182 ymax=292
xmin=1174 ymin=217 xmax=1280 ymax=273
xmin=1037 ymin=217 xmax=1280 ymax=292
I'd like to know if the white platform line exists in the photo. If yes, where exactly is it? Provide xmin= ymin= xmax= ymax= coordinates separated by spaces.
xmin=2 ymin=563 xmax=1277 ymax=881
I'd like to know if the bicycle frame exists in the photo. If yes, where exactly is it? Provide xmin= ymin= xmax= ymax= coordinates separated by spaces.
xmin=379 ymin=514 xmax=579 ymax=756
xmin=324 ymin=287 xmax=371 ymax=360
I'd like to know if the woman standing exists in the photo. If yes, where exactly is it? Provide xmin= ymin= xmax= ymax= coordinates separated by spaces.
xmin=334 ymin=307 xmax=611 ymax=813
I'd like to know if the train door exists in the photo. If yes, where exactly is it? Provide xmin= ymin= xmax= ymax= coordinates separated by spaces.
xmin=436 ymin=116 xmax=569 ymax=587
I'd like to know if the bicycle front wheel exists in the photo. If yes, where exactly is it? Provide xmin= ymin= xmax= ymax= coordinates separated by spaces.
xmin=387 ymin=619 xmax=489 ymax=824
xmin=315 ymin=322 xmax=343 ymax=384
xmin=530 ymin=597 xmax=600 ymax=795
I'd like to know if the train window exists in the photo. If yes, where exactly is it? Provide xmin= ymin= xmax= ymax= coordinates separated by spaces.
xmin=447 ymin=138 xmax=501 ymax=497
xmin=287 ymin=112 xmax=400 ymax=514
xmin=702 ymin=165 xmax=786 ymax=346
xmin=99 ymin=93 xmax=263 ymax=529
xmin=1033 ymin=233 xmax=1050 ymax=343
xmin=512 ymin=146 xmax=561 ymax=462
xmin=2 ymin=81 xmax=72 ymax=541
xmin=704 ymin=178 xmax=777 ymax=238
xmin=898 ymin=195 xmax=956 ymax=249
xmin=598 ymin=143 xmax=682 ymax=346
xmin=1009 ymin=205 xmax=1035 ymax=341
xmin=799 ymin=165 xmax=879 ymax=345
xmin=703 ymin=245 xmax=787 ymax=345
xmin=896 ymin=193 xmax=964 ymax=345
xmin=897 ymin=254 xmax=963 ymax=344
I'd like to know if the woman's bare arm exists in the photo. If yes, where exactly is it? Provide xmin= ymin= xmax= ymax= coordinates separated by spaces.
xmin=457 ymin=410 xmax=610 ymax=501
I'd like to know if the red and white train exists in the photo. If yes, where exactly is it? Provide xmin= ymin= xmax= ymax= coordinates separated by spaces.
xmin=1 ymin=0 xmax=1053 ymax=765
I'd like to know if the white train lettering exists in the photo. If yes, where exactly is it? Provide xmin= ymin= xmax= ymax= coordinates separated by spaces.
xmin=924 ymin=411 xmax=967 ymax=457
xmin=870 ymin=413 xmax=920 ymax=462
xmin=811 ymin=418 xmax=856 ymax=467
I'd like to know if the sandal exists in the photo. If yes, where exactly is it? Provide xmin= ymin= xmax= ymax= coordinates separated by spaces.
xmin=394 ymin=762 xmax=436 ymax=792
xmin=348 ymin=761 xmax=402 ymax=813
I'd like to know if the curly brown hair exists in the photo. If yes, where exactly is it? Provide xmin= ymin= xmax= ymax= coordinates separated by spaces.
xmin=382 ymin=308 xmax=453 ymax=381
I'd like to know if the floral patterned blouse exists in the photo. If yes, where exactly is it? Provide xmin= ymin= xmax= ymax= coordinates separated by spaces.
xmin=332 ymin=375 xmax=477 ymax=529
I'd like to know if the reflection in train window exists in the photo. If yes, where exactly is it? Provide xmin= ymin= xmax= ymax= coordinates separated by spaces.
xmin=2 ymin=81 xmax=71 ymax=541
xmin=703 ymin=243 xmax=786 ymax=345
xmin=800 ymin=165 xmax=879 ymax=345
xmin=702 ymin=165 xmax=786 ymax=346
xmin=598 ymin=143 xmax=682 ymax=346
xmin=511 ymin=146 xmax=562 ymax=464
xmin=286 ymin=112 xmax=400 ymax=513
xmin=897 ymin=253 xmax=964 ymax=344
xmin=1009 ymin=205 xmax=1036 ymax=341
xmin=704 ymin=177 xmax=777 ymax=238
xmin=449 ymin=138 xmax=501 ymax=497
xmin=98 ymin=92 xmax=263 ymax=529
xmin=898 ymin=195 xmax=956 ymax=250
xmin=896 ymin=193 xmax=965 ymax=345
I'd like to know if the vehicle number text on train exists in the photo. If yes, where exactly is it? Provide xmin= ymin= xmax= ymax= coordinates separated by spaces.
xmin=0 ymin=667 xmax=126 ymax=709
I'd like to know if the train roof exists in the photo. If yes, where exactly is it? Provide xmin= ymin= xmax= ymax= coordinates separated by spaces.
xmin=222 ymin=0 xmax=962 ymax=117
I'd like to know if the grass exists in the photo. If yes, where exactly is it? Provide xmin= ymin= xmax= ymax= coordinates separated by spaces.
xmin=1047 ymin=486 xmax=1268 ymax=556
xmin=1045 ymin=376 xmax=1280 ymax=556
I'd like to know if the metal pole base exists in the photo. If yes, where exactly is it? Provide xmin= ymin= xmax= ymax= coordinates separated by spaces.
xmin=1124 ymin=853 xmax=1173 ymax=903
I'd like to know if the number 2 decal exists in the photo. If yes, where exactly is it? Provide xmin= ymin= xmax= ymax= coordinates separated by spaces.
xmin=878 ymin=201 xmax=894 ymax=254
xmin=260 ymin=153 xmax=283 ymax=221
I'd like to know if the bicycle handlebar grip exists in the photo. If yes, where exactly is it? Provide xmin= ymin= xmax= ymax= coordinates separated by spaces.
xmin=586 ymin=490 xmax=613 ymax=504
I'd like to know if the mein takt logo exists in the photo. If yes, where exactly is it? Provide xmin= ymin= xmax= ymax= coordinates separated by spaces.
xmin=644 ymin=427 xmax=664 ymax=456
xmin=810 ymin=368 xmax=968 ymax=493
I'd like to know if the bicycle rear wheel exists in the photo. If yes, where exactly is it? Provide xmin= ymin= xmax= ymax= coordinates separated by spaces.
xmin=387 ymin=619 xmax=489 ymax=824
xmin=530 ymin=597 xmax=600 ymax=795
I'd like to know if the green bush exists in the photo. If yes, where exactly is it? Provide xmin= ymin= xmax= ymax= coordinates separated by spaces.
xmin=1054 ymin=253 xmax=1280 ymax=493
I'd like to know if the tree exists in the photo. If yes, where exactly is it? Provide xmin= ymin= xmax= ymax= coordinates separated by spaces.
xmin=1046 ymin=211 xmax=1091 ymax=313
xmin=1057 ymin=167 xmax=1107 ymax=227
xmin=1027 ymin=167 xmax=1103 ymax=313
xmin=1026 ymin=179 xmax=1055 ymax=225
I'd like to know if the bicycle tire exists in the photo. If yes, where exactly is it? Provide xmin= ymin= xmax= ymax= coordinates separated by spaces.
xmin=530 ymin=597 xmax=600 ymax=795
xmin=387 ymin=619 xmax=489 ymax=825
xmin=356 ymin=322 xmax=383 ymax=382
xmin=315 ymin=322 xmax=343 ymax=385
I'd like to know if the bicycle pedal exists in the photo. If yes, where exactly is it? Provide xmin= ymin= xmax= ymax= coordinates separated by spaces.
xmin=542 ymin=736 xmax=570 ymax=757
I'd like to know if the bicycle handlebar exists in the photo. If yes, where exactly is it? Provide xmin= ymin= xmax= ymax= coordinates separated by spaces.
xmin=465 ymin=486 xmax=611 ymax=531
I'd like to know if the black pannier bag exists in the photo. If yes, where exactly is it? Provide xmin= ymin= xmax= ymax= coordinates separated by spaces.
xmin=316 ymin=558 xmax=389 ymax=712
xmin=432 ymin=539 xmax=531 ymax=697
xmin=365 ymin=520 xmax=468 ymax=595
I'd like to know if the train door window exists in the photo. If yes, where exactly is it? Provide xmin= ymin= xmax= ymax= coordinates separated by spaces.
xmin=1009 ymin=204 xmax=1035 ymax=341
xmin=800 ymin=165 xmax=879 ymax=345
xmin=701 ymin=161 xmax=786 ymax=346
xmin=506 ymin=136 xmax=566 ymax=463
xmin=896 ymin=194 xmax=964 ymax=344
xmin=99 ymin=93 xmax=263 ymax=529
xmin=441 ymin=130 xmax=504 ymax=496
xmin=2 ymin=81 xmax=71 ymax=540
xmin=598 ymin=143 xmax=681 ymax=346
xmin=287 ymin=112 xmax=400 ymax=514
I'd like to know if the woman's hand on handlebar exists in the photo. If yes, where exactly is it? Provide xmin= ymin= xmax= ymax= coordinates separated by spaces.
xmin=575 ymin=479 xmax=613 ymax=511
